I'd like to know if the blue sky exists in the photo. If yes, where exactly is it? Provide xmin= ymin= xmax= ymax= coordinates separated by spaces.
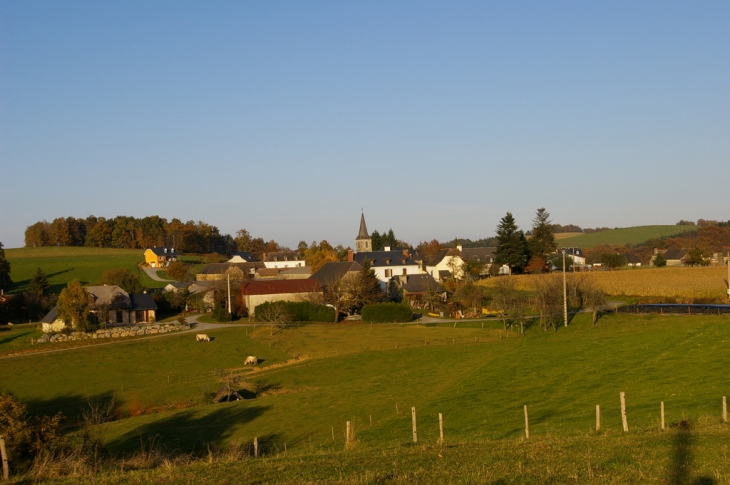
xmin=1 ymin=1 xmax=728 ymax=249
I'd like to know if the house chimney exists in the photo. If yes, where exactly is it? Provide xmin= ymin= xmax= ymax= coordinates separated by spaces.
xmin=402 ymin=249 xmax=409 ymax=258
xmin=347 ymin=250 xmax=354 ymax=262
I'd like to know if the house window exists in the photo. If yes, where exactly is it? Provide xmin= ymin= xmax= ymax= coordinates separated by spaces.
xmin=385 ymin=269 xmax=392 ymax=278
xmin=116 ymin=311 xmax=123 ymax=323
xmin=135 ymin=310 xmax=145 ymax=322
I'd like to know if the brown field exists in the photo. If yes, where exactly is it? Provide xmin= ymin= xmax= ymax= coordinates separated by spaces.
xmin=478 ymin=266 xmax=729 ymax=303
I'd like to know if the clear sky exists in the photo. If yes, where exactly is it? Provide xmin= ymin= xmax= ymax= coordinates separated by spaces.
xmin=1 ymin=1 xmax=728 ymax=249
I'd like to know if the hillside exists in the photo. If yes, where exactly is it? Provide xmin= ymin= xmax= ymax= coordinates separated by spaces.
xmin=5 ymin=246 xmax=163 ymax=294
xmin=556 ymin=225 xmax=694 ymax=248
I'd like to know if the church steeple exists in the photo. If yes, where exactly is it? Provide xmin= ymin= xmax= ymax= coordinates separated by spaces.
xmin=355 ymin=212 xmax=372 ymax=253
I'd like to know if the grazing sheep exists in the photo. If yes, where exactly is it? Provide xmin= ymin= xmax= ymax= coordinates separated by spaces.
xmin=244 ymin=356 xmax=258 ymax=366
xmin=196 ymin=334 xmax=211 ymax=342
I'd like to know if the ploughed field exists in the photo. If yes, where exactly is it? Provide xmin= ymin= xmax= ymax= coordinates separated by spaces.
xmin=2 ymin=312 xmax=730 ymax=483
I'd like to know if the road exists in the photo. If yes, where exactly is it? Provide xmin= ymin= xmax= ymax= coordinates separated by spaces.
xmin=142 ymin=266 xmax=173 ymax=282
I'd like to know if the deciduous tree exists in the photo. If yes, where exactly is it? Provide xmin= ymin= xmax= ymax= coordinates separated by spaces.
xmin=57 ymin=280 xmax=92 ymax=331
xmin=99 ymin=268 xmax=146 ymax=294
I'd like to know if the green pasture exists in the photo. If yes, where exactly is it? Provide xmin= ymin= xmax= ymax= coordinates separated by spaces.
xmin=4 ymin=247 xmax=160 ymax=294
xmin=556 ymin=225 xmax=695 ymax=248
xmin=4 ymin=313 xmax=730 ymax=460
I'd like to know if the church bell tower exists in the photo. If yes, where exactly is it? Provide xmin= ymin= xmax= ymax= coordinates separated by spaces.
xmin=355 ymin=212 xmax=372 ymax=253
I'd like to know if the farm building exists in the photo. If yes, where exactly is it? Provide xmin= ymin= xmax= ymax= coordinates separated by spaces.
xmin=262 ymin=251 xmax=306 ymax=269
xmin=240 ymin=279 xmax=323 ymax=316
xmin=196 ymin=262 xmax=264 ymax=281
xmin=387 ymin=274 xmax=447 ymax=308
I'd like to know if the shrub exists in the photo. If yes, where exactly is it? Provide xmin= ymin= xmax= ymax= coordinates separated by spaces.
xmin=361 ymin=302 xmax=413 ymax=323
xmin=254 ymin=301 xmax=335 ymax=323
xmin=211 ymin=302 xmax=231 ymax=322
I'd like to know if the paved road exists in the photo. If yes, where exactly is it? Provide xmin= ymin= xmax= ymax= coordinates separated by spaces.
xmin=142 ymin=266 xmax=173 ymax=282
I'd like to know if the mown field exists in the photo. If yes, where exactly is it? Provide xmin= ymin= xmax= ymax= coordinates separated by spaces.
xmin=4 ymin=247 xmax=202 ymax=294
xmin=479 ymin=266 xmax=729 ymax=303
xmin=555 ymin=225 xmax=694 ymax=248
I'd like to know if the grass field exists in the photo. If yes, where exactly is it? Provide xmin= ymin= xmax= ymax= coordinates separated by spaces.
xmin=478 ymin=267 xmax=729 ymax=303
xmin=3 ymin=314 xmax=730 ymax=483
xmin=4 ymin=247 xmax=205 ymax=294
xmin=555 ymin=225 xmax=695 ymax=248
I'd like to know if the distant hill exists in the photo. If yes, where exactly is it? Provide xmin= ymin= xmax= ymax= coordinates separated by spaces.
xmin=556 ymin=225 xmax=695 ymax=248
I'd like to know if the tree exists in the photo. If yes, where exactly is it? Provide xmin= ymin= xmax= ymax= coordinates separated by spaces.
xmin=525 ymin=256 xmax=546 ymax=274
xmin=581 ymin=278 xmax=607 ymax=325
xmin=57 ymin=280 xmax=92 ymax=331
xmin=600 ymin=252 xmax=627 ymax=269
xmin=99 ymin=268 xmax=146 ymax=294
xmin=685 ymin=247 xmax=709 ymax=267
xmin=533 ymin=275 xmax=563 ymax=332
xmin=304 ymin=241 xmax=339 ymax=272
xmin=167 ymin=261 xmax=193 ymax=281
xmin=653 ymin=253 xmax=667 ymax=267
xmin=24 ymin=268 xmax=53 ymax=321
xmin=528 ymin=208 xmax=557 ymax=266
xmin=0 ymin=242 xmax=12 ymax=292
xmin=463 ymin=257 xmax=486 ymax=280
xmin=494 ymin=213 xmax=529 ymax=274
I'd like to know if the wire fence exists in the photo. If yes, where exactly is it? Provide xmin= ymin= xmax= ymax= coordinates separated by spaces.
xmin=617 ymin=304 xmax=730 ymax=315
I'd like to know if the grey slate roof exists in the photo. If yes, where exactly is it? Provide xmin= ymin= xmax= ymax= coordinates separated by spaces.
xmin=394 ymin=274 xmax=446 ymax=294
xmin=310 ymin=261 xmax=363 ymax=286
xmin=663 ymin=248 xmax=687 ymax=261
xmin=130 ymin=294 xmax=158 ymax=311
xmin=427 ymin=248 xmax=462 ymax=266
xmin=353 ymin=250 xmax=418 ymax=268
xmin=356 ymin=213 xmax=370 ymax=240
xmin=41 ymin=306 xmax=58 ymax=323
xmin=559 ymin=247 xmax=585 ymax=258
xmin=263 ymin=251 xmax=302 ymax=262
xmin=229 ymin=252 xmax=257 ymax=262
xmin=461 ymin=247 xmax=496 ymax=263
xmin=86 ymin=285 xmax=131 ymax=309
xmin=147 ymin=247 xmax=177 ymax=257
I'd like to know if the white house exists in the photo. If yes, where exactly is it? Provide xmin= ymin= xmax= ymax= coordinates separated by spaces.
xmin=353 ymin=247 xmax=421 ymax=283
xmin=262 ymin=251 xmax=305 ymax=269
xmin=425 ymin=248 xmax=464 ymax=281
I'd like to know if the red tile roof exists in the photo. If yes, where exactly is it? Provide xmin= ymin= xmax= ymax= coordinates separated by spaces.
xmin=240 ymin=279 xmax=321 ymax=296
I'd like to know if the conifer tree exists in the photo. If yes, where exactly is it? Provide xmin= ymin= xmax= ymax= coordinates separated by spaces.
xmin=0 ymin=242 xmax=11 ymax=292
xmin=494 ymin=212 xmax=529 ymax=274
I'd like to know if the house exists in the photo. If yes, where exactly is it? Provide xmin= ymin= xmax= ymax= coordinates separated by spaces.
xmin=255 ymin=267 xmax=312 ymax=280
xmin=387 ymin=274 xmax=447 ymax=308
xmin=228 ymin=252 xmax=257 ymax=263
xmin=625 ymin=253 xmax=642 ymax=267
xmin=262 ymin=251 xmax=305 ymax=269
xmin=196 ymin=262 xmax=264 ymax=281
xmin=144 ymin=247 xmax=178 ymax=268
xmin=425 ymin=248 xmax=464 ymax=281
xmin=240 ymin=279 xmax=323 ymax=316
xmin=353 ymin=247 xmax=421 ymax=283
xmin=661 ymin=248 xmax=688 ymax=266
xmin=310 ymin=261 xmax=363 ymax=288
xmin=163 ymin=281 xmax=190 ymax=293
xmin=41 ymin=285 xmax=157 ymax=332
xmin=186 ymin=281 xmax=220 ymax=310
xmin=557 ymin=247 xmax=586 ymax=268
xmin=460 ymin=246 xmax=497 ymax=278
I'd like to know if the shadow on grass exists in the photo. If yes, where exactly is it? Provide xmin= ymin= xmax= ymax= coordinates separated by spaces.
xmin=107 ymin=403 xmax=272 ymax=454
xmin=0 ymin=331 xmax=28 ymax=345
xmin=23 ymin=391 xmax=118 ymax=426
xmin=667 ymin=420 xmax=716 ymax=485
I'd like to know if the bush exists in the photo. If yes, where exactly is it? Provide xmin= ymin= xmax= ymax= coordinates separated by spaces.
xmin=211 ymin=302 xmax=231 ymax=322
xmin=254 ymin=301 xmax=335 ymax=323
xmin=361 ymin=302 xmax=413 ymax=323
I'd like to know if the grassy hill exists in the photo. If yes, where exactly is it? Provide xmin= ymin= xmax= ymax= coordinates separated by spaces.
xmin=4 ymin=246 xmax=184 ymax=294
xmin=555 ymin=225 xmax=695 ymax=248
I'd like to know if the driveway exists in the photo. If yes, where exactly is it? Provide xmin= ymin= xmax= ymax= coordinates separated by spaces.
xmin=142 ymin=266 xmax=173 ymax=282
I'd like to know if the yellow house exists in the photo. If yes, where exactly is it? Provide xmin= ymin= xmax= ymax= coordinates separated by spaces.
xmin=144 ymin=247 xmax=179 ymax=268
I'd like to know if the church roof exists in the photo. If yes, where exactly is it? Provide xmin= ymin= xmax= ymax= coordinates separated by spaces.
xmin=356 ymin=213 xmax=370 ymax=240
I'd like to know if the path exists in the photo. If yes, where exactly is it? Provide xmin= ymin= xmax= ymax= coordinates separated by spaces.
xmin=142 ymin=266 xmax=173 ymax=282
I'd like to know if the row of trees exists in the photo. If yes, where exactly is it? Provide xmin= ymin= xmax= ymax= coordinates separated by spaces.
xmin=23 ymin=216 xmax=286 ymax=256
xmin=494 ymin=208 xmax=558 ymax=275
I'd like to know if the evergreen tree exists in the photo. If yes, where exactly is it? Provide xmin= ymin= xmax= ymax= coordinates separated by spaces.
xmin=24 ymin=268 xmax=53 ymax=321
xmin=528 ymin=208 xmax=557 ymax=263
xmin=494 ymin=212 xmax=529 ymax=274
xmin=355 ymin=260 xmax=384 ymax=308
xmin=28 ymin=268 xmax=50 ymax=297
xmin=0 ymin=242 xmax=11 ymax=292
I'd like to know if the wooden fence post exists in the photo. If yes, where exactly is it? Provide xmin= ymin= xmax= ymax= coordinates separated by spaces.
xmin=723 ymin=396 xmax=728 ymax=423
xmin=596 ymin=405 xmax=601 ymax=431
xmin=0 ymin=435 xmax=9 ymax=481
xmin=620 ymin=392 xmax=628 ymax=432
xmin=331 ymin=426 xmax=335 ymax=440
xmin=524 ymin=405 xmax=530 ymax=439
xmin=253 ymin=437 xmax=258 ymax=458
xmin=411 ymin=407 xmax=418 ymax=443
xmin=438 ymin=413 xmax=444 ymax=445
xmin=346 ymin=421 xmax=351 ymax=445
xmin=661 ymin=401 xmax=665 ymax=430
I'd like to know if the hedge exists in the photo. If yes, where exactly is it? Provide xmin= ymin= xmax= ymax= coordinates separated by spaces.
xmin=254 ymin=301 xmax=335 ymax=322
xmin=361 ymin=302 xmax=413 ymax=323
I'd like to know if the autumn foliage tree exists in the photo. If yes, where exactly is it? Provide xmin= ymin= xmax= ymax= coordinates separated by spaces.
xmin=57 ymin=280 xmax=92 ymax=331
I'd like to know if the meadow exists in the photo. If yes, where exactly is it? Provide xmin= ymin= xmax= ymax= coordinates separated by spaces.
xmin=555 ymin=225 xmax=694 ymax=248
xmin=479 ymin=266 xmax=729 ymax=303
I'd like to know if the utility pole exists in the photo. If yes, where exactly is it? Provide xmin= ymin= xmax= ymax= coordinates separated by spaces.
xmin=227 ymin=273 xmax=232 ymax=313
xmin=561 ymin=248 xmax=568 ymax=326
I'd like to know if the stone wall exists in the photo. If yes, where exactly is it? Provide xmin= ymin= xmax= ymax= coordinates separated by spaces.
xmin=36 ymin=322 xmax=191 ymax=344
